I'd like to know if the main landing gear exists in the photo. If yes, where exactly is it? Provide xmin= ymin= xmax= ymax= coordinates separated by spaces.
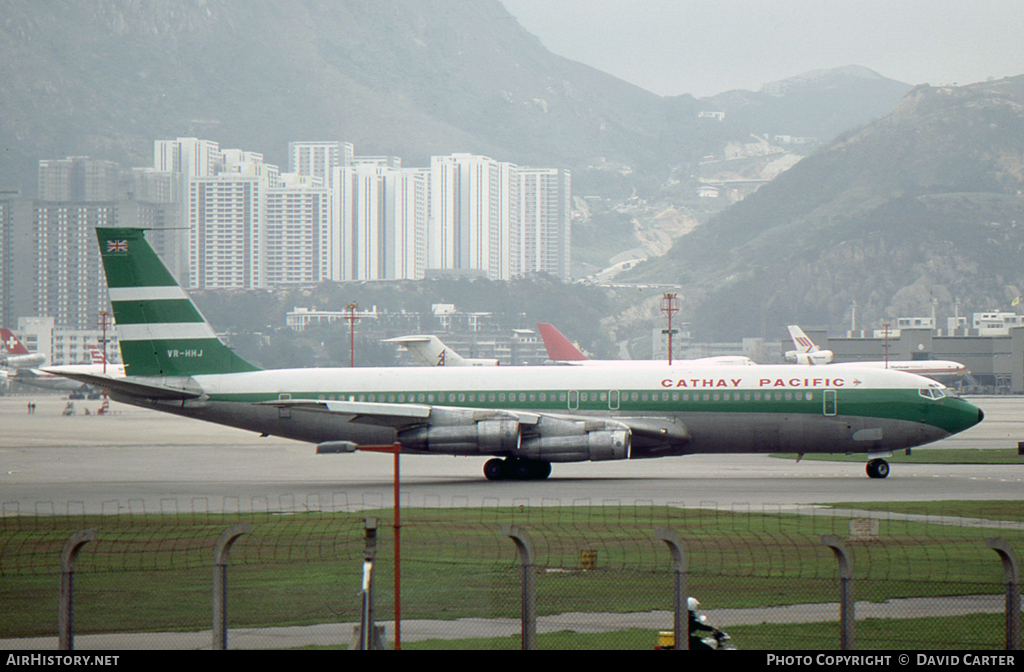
xmin=866 ymin=458 xmax=890 ymax=479
xmin=483 ymin=458 xmax=552 ymax=481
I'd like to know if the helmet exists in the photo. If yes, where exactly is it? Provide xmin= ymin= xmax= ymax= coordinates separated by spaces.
xmin=687 ymin=597 xmax=700 ymax=610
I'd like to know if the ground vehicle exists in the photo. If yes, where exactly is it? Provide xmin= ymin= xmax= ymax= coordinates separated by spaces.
xmin=656 ymin=599 xmax=736 ymax=650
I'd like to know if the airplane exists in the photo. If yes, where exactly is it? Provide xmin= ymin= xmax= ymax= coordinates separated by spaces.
xmin=785 ymin=326 xmax=834 ymax=365
xmin=5 ymin=332 xmax=123 ymax=395
xmin=1 ymin=328 xmax=46 ymax=369
xmin=786 ymin=325 xmax=970 ymax=379
xmin=536 ymin=323 xmax=756 ymax=367
xmin=384 ymin=335 xmax=499 ymax=367
xmin=49 ymin=227 xmax=984 ymax=481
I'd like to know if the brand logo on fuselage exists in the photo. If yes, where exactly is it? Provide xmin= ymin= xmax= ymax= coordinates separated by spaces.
xmin=660 ymin=377 xmax=861 ymax=388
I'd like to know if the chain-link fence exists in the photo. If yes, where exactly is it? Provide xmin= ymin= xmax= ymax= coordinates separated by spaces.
xmin=1 ymin=496 xmax=1020 ymax=650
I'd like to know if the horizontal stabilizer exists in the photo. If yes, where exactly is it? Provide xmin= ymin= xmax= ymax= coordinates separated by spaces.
xmin=41 ymin=369 xmax=203 ymax=400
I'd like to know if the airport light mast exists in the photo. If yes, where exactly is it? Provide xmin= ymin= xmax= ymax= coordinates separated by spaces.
xmin=98 ymin=310 xmax=110 ymax=375
xmin=661 ymin=293 xmax=679 ymax=366
xmin=345 ymin=303 xmax=360 ymax=367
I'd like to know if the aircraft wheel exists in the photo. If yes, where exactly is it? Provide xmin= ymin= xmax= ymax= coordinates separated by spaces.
xmin=484 ymin=458 xmax=507 ymax=481
xmin=512 ymin=460 xmax=534 ymax=480
xmin=866 ymin=458 xmax=890 ymax=479
xmin=511 ymin=459 xmax=552 ymax=480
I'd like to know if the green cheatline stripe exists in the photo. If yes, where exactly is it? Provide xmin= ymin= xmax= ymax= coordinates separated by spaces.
xmin=199 ymin=387 xmax=945 ymax=425
xmin=110 ymin=299 xmax=205 ymax=325
xmin=120 ymin=339 xmax=262 ymax=377
xmin=96 ymin=227 xmax=178 ymax=288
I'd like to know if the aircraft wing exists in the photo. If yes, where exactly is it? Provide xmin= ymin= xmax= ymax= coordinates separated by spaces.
xmin=257 ymin=398 xmax=692 ymax=450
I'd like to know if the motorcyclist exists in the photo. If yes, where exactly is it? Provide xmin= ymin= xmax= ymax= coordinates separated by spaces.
xmin=688 ymin=597 xmax=727 ymax=650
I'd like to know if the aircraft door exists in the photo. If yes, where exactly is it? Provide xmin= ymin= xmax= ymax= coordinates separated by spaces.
xmin=608 ymin=390 xmax=620 ymax=410
xmin=823 ymin=389 xmax=837 ymax=416
xmin=568 ymin=390 xmax=579 ymax=410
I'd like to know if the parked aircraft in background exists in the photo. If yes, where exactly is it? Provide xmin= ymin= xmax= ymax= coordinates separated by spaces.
xmin=50 ymin=228 xmax=984 ymax=481
xmin=786 ymin=325 xmax=969 ymax=380
xmin=785 ymin=326 xmax=834 ymax=365
xmin=1 ymin=328 xmax=46 ymax=369
xmin=384 ymin=335 xmax=498 ymax=367
xmin=4 ymin=333 xmax=123 ymax=396
xmin=536 ymin=323 xmax=755 ymax=367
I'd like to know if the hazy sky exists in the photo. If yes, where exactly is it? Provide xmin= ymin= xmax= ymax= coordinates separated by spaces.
xmin=500 ymin=0 xmax=1024 ymax=98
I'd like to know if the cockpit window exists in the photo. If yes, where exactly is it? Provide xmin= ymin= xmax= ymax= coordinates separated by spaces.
xmin=919 ymin=387 xmax=955 ymax=400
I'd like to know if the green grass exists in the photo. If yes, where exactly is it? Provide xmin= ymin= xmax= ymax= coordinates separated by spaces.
xmin=0 ymin=505 xmax=1017 ymax=641
xmin=772 ymin=448 xmax=1024 ymax=465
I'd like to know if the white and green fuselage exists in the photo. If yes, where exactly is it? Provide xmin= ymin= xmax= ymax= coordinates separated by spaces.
xmin=63 ymin=228 xmax=983 ymax=478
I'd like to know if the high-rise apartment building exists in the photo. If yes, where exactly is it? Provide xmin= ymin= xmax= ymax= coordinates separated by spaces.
xmin=517 ymin=168 xmax=571 ymax=280
xmin=288 ymin=141 xmax=353 ymax=190
xmin=332 ymin=162 xmax=428 ymax=281
xmin=429 ymin=154 xmax=519 ymax=280
xmin=38 ymin=157 xmax=122 ymax=202
xmin=154 ymin=138 xmax=223 ymax=178
xmin=31 ymin=201 xmax=113 ymax=329
xmin=187 ymin=172 xmax=265 ymax=290
xmin=264 ymin=174 xmax=331 ymax=286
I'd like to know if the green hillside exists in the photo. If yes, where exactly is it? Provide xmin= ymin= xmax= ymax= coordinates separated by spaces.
xmin=630 ymin=77 xmax=1024 ymax=339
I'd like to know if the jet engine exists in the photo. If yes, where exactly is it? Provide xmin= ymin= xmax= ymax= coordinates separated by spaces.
xmin=519 ymin=416 xmax=631 ymax=462
xmin=398 ymin=418 xmax=521 ymax=455
xmin=0 ymin=353 xmax=46 ymax=369
xmin=397 ymin=411 xmax=631 ymax=463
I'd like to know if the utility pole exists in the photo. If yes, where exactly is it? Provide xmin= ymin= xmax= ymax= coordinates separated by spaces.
xmin=345 ymin=303 xmax=359 ymax=367
xmin=97 ymin=310 xmax=110 ymax=375
xmin=883 ymin=322 xmax=891 ymax=369
xmin=661 ymin=293 xmax=679 ymax=365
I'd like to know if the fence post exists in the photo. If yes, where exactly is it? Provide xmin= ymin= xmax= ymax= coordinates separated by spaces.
xmin=354 ymin=517 xmax=388 ymax=650
xmin=59 ymin=529 xmax=97 ymax=651
xmin=655 ymin=528 xmax=688 ymax=650
xmin=822 ymin=534 xmax=855 ymax=650
xmin=212 ymin=522 xmax=251 ymax=650
xmin=986 ymin=537 xmax=1021 ymax=650
xmin=501 ymin=524 xmax=536 ymax=650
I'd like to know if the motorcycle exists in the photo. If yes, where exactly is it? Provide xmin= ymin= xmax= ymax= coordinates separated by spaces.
xmin=657 ymin=598 xmax=736 ymax=650
xmin=690 ymin=616 xmax=735 ymax=650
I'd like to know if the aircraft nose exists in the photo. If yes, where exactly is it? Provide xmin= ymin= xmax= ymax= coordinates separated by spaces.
xmin=978 ymin=408 xmax=985 ymax=423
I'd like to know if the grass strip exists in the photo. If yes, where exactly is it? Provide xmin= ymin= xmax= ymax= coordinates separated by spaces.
xmin=771 ymin=448 xmax=1023 ymax=465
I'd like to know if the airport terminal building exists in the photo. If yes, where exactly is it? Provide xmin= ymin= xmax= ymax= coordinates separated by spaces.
xmin=791 ymin=321 xmax=1024 ymax=394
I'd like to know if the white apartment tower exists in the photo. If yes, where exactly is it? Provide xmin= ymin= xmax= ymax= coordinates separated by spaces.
xmin=517 ymin=168 xmax=571 ymax=279
xmin=289 ymin=141 xmax=354 ymax=190
xmin=264 ymin=173 xmax=331 ymax=286
xmin=187 ymin=173 xmax=265 ymax=289
xmin=332 ymin=163 xmax=428 ymax=281
xmin=429 ymin=154 xmax=518 ymax=280
xmin=155 ymin=138 xmax=223 ymax=178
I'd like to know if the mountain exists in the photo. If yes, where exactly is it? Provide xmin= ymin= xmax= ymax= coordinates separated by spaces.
xmin=0 ymin=0 xmax=677 ymax=195
xmin=697 ymin=65 xmax=912 ymax=142
xmin=627 ymin=76 xmax=1024 ymax=340
xmin=0 ymin=0 xmax=910 ymax=202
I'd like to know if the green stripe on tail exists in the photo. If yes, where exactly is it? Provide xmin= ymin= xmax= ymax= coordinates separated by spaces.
xmin=97 ymin=228 xmax=261 ymax=377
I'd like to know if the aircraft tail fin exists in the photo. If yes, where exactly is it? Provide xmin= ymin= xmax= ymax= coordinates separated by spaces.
xmin=97 ymin=228 xmax=261 ymax=377
xmin=87 ymin=344 xmax=107 ymax=366
xmin=384 ymin=335 xmax=467 ymax=367
xmin=536 ymin=323 xmax=588 ymax=361
xmin=1 ymin=328 xmax=32 ymax=355
xmin=787 ymin=325 xmax=819 ymax=354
